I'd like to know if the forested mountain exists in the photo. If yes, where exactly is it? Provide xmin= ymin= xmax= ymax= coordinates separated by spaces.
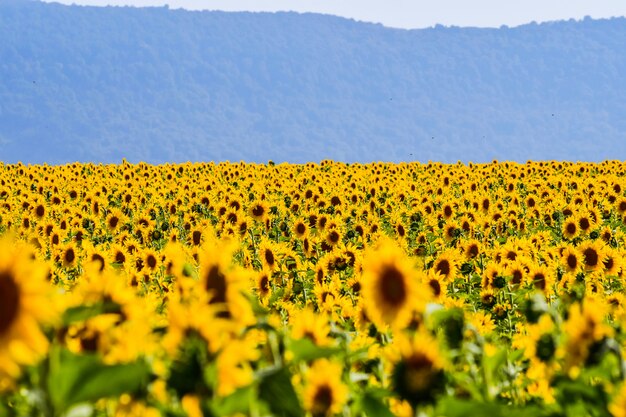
xmin=1 ymin=0 xmax=626 ymax=164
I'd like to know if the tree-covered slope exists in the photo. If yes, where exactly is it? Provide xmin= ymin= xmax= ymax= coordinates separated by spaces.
xmin=1 ymin=0 xmax=625 ymax=164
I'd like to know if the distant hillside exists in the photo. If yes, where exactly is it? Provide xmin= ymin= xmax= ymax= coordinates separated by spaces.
xmin=1 ymin=1 xmax=626 ymax=164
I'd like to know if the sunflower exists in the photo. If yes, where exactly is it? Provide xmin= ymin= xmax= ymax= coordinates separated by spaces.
xmin=514 ymin=314 xmax=559 ymax=365
xmin=391 ymin=330 xmax=445 ymax=407
xmin=105 ymin=208 xmax=126 ymax=232
xmin=248 ymin=201 xmax=269 ymax=222
xmin=432 ymin=250 xmax=458 ymax=281
xmin=110 ymin=244 xmax=129 ymax=266
xmin=32 ymin=199 xmax=47 ymax=220
xmin=561 ymin=218 xmax=578 ymax=240
xmin=59 ymin=242 xmax=79 ymax=269
xmin=142 ymin=248 xmax=161 ymax=273
xmin=506 ymin=258 xmax=527 ymax=287
xmin=441 ymin=201 xmax=454 ymax=220
xmin=563 ymin=298 xmax=613 ymax=375
xmin=576 ymin=213 xmax=594 ymax=235
xmin=467 ymin=310 xmax=496 ymax=336
xmin=303 ymin=359 xmax=348 ymax=417
xmin=443 ymin=222 xmax=460 ymax=242
xmin=217 ymin=337 xmax=260 ymax=397
xmin=420 ymin=269 xmax=447 ymax=302
xmin=198 ymin=241 xmax=253 ymax=325
xmin=0 ymin=239 xmax=54 ymax=386
xmin=255 ymin=269 xmax=272 ymax=303
xmin=600 ymin=226 xmax=614 ymax=244
xmin=578 ymin=241 xmax=606 ymax=272
xmin=325 ymin=228 xmax=342 ymax=248
xmin=293 ymin=219 xmax=308 ymax=238
xmin=258 ymin=239 xmax=280 ymax=272
xmin=616 ymin=198 xmax=626 ymax=216
xmin=361 ymin=239 xmax=423 ymax=329
xmin=603 ymin=247 xmax=622 ymax=276
xmin=561 ymin=246 xmax=581 ymax=274
xmin=290 ymin=308 xmax=331 ymax=347
xmin=187 ymin=226 xmax=203 ymax=247
xmin=609 ymin=383 xmax=626 ymax=417
xmin=163 ymin=297 xmax=228 ymax=356
xmin=302 ymin=236 xmax=316 ymax=258
xmin=462 ymin=239 xmax=481 ymax=260
xmin=528 ymin=264 xmax=555 ymax=295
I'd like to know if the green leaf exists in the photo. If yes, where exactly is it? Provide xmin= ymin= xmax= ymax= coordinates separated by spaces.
xmin=482 ymin=347 xmax=507 ymax=394
xmin=167 ymin=336 xmax=209 ymax=397
xmin=61 ymin=301 xmax=122 ymax=325
xmin=211 ymin=385 xmax=254 ymax=416
xmin=258 ymin=367 xmax=303 ymax=417
xmin=47 ymin=347 xmax=151 ymax=413
xmin=436 ymin=398 xmax=547 ymax=417
xmin=359 ymin=391 xmax=395 ymax=417
xmin=289 ymin=338 xmax=343 ymax=362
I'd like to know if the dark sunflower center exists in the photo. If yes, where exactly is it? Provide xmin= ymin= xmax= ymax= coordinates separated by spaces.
xmin=115 ymin=251 xmax=126 ymax=264
xmin=64 ymin=248 xmax=75 ymax=264
xmin=429 ymin=279 xmax=441 ymax=297
xmin=311 ymin=385 xmax=333 ymax=417
xmin=296 ymin=223 xmax=306 ymax=234
xmin=91 ymin=254 xmax=105 ymax=271
xmin=0 ymin=271 xmax=20 ymax=335
xmin=205 ymin=265 xmax=227 ymax=304
xmin=583 ymin=248 xmax=599 ymax=267
xmin=379 ymin=266 xmax=407 ymax=306
xmin=533 ymin=273 xmax=546 ymax=290
xmin=192 ymin=230 xmax=202 ymax=246
xmin=108 ymin=216 xmax=119 ymax=228
xmin=264 ymin=249 xmax=275 ymax=266
xmin=80 ymin=332 xmax=100 ymax=352
xmin=468 ymin=244 xmax=478 ymax=258
xmin=316 ymin=269 xmax=324 ymax=284
xmin=535 ymin=333 xmax=556 ymax=362
xmin=252 ymin=205 xmax=264 ymax=217
xmin=566 ymin=222 xmax=576 ymax=234
xmin=259 ymin=275 xmax=269 ymax=292
xmin=567 ymin=254 xmax=578 ymax=269
xmin=579 ymin=218 xmax=590 ymax=230
xmin=404 ymin=353 xmax=436 ymax=392
xmin=147 ymin=254 xmax=157 ymax=269
xmin=435 ymin=259 xmax=450 ymax=277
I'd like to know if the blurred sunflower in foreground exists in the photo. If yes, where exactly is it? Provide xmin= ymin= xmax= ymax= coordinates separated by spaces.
xmin=0 ymin=238 xmax=56 ymax=390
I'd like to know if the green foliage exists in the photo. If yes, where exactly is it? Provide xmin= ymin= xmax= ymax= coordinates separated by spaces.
xmin=47 ymin=347 xmax=151 ymax=414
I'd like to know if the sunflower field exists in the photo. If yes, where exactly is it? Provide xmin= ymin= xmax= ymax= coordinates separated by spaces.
xmin=3 ymin=160 xmax=626 ymax=417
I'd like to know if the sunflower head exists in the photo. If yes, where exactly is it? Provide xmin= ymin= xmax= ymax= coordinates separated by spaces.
xmin=392 ymin=331 xmax=445 ymax=407
xmin=303 ymin=359 xmax=348 ymax=417
xmin=0 ymin=239 xmax=55 ymax=385
xmin=361 ymin=239 xmax=425 ymax=329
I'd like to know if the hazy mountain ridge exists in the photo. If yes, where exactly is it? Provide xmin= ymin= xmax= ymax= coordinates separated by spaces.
xmin=1 ymin=1 xmax=625 ymax=164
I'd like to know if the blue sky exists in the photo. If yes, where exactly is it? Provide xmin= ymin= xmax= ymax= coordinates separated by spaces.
xmin=44 ymin=0 xmax=626 ymax=29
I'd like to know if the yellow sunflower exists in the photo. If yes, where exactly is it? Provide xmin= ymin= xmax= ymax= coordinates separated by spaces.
xmin=390 ymin=330 xmax=446 ymax=406
xmin=361 ymin=239 xmax=423 ymax=329
xmin=0 ymin=239 xmax=55 ymax=388
xmin=303 ymin=359 xmax=348 ymax=417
